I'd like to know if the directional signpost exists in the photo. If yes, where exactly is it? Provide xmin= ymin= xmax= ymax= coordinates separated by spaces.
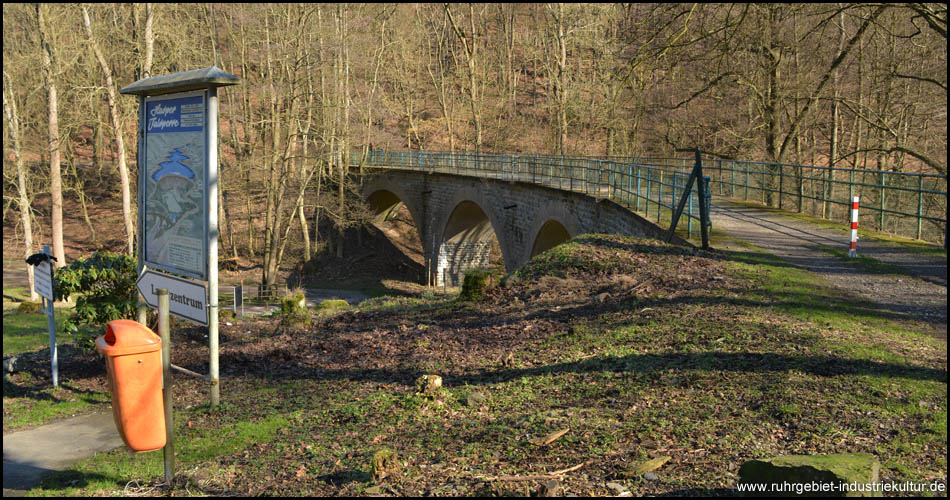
xmin=28 ymin=245 xmax=58 ymax=387
xmin=136 ymin=270 xmax=209 ymax=326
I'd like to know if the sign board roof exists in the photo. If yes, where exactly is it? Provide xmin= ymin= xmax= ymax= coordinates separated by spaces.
xmin=120 ymin=66 xmax=239 ymax=96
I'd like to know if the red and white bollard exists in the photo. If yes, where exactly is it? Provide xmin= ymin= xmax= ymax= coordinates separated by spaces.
xmin=849 ymin=196 xmax=860 ymax=257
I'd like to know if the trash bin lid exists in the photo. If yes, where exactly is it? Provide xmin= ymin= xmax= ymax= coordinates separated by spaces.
xmin=96 ymin=319 xmax=162 ymax=356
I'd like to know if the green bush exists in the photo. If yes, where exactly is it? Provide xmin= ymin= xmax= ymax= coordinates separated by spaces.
xmin=279 ymin=292 xmax=310 ymax=326
xmin=316 ymin=299 xmax=350 ymax=311
xmin=54 ymin=252 xmax=138 ymax=336
xmin=16 ymin=301 xmax=43 ymax=314
xmin=458 ymin=268 xmax=503 ymax=301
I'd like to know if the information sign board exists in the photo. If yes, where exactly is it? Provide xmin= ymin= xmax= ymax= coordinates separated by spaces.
xmin=34 ymin=259 xmax=54 ymax=301
xmin=142 ymin=91 xmax=208 ymax=280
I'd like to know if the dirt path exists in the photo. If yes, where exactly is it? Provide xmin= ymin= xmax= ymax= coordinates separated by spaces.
xmin=710 ymin=199 xmax=947 ymax=336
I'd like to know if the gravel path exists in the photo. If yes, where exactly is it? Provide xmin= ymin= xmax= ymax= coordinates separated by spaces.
xmin=710 ymin=200 xmax=947 ymax=337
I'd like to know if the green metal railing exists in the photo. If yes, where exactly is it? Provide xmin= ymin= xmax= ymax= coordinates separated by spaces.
xmin=354 ymin=149 xmax=712 ymax=241
xmin=354 ymin=150 xmax=946 ymax=245
xmin=698 ymin=159 xmax=947 ymax=243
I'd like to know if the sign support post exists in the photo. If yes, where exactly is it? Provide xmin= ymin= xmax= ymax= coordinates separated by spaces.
xmin=137 ymin=94 xmax=149 ymax=326
xmin=42 ymin=244 xmax=57 ymax=388
xmin=157 ymin=288 xmax=175 ymax=484
xmin=121 ymin=67 xmax=239 ymax=408
xmin=207 ymin=85 xmax=220 ymax=406
xmin=28 ymin=244 xmax=58 ymax=387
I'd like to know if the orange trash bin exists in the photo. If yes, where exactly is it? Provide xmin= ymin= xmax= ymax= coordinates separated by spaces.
xmin=96 ymin=319 xmax=166 ymax=452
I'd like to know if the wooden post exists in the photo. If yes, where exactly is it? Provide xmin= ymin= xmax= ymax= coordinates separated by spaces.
xmin=157 ymin=288 xmax=175 ymax=485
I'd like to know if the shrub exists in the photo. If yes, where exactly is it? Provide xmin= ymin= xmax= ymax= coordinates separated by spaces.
xmin=54 ymin=252 xmax=138 ymax=336
xmin=316 ymin=299 xmax=350 ymax=312
xmin=458 ymin=268 xmax=503 ymax=301
xmin=370 ymin=448 xmax=400 ymax=481
xmin=279 ymin=291 xmax=310 ymax=326
xmin=17 ymin=301 xmax=43 ymax=314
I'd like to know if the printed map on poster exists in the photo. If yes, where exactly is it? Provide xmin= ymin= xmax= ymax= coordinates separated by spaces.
xmin=143 ymin=92 xmax=207 ymax=279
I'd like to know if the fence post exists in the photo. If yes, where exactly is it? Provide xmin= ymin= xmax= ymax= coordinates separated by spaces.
xmin=627 ymin=164 xmax=633 ymax=206
xmin=745 ymin=162 xmax=749 ymax=200
xmin=718 ymin=159 xmax=723 ymax=195
xmin=671 ymin=172 xmax=678 ymax=220
xmin=798 ymin=166 xmax=804 ymax=213
xmin=779 ymin=164 xmax=784 ymax=210
xmin=646 ymin=169 xmax=652 ymax=215
xmin=731 ymin=160 xmax=736 ymax=197
xmin=697 ymin=160 xmax=710 ymax=249
xmin=657 ymin=171 xmax=664 ymax=223
xmin=636 ymin=166 xmax=642 ymax=212
xmin=879 ymin=172 xmax=886 ymax=231
xmin=688 ymin=184 xmax=693 ymax=238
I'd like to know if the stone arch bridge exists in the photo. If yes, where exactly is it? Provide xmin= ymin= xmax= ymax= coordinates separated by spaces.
xmin=362 ymin=168 xmax=684 ymax=287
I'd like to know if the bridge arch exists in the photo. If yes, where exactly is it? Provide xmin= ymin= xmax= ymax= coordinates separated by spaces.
xmin=359 ymin=169 xmax=678 ymax=288
xmin=363 ymin=183 xmax=424 ymax=228
xmin=525 ymin=201 xmax=579 ymax=262
xmin=434 ymin=186 xmax=508 ymax=286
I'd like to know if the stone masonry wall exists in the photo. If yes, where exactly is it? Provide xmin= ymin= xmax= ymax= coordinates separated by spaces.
xmin=362 ymin=170 xmax=684 ymax=286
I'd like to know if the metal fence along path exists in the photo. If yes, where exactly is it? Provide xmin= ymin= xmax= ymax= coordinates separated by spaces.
xmin=699 ymin=159 xmax=947 ymax=243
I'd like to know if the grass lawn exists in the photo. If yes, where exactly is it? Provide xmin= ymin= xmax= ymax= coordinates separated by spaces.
xmin=14 ymin=234 xmax=946 ymax=496
xmin=3 ymin=293 xmax=111 ymax=432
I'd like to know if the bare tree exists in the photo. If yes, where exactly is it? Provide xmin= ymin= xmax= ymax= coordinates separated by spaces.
xmin=3 ymin=71 xmax=39 ymax=301
xmin=445 ymin=3 xmax=483 ymax=151
xmin=36 ymin=3 xmax=65 ymax=267
xmin=81 ymin=4 xmax=135 ymax=255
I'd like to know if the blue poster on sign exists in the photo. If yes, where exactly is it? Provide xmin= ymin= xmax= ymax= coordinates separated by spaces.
xmin=142 ymin=91 xmax=208 ymax=280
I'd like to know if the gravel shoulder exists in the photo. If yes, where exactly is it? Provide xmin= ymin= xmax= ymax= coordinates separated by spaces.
xmin=710 ymin=199 xmax=947 ymax=337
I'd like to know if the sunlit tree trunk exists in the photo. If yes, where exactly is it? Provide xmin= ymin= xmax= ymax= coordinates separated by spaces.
xmin=3 ymin=74 xmax=39 ymax=301
xmin=36 ymin=4 xmax=65 ymax=268
xmin=82 ymin=5 xmax=135 ymax=255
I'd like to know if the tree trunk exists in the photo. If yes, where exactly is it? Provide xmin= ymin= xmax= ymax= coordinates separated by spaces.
xmin=82 ymin=6 xmax=135 ymax=255
xmin=37 ymin=4 xmax=65 ymax=268
xmin=3 ymin=75 xmax=39 ymax=301
xmin=445 ymin=3 xmax=482 ymax=151
xmin=143 ymin=3 xmax=153 ymax=78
